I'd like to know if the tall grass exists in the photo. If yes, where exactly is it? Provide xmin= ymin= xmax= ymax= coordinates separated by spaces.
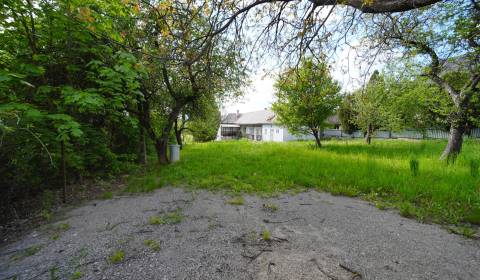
xmin=127 ymin=139 xmax=480 ymax=225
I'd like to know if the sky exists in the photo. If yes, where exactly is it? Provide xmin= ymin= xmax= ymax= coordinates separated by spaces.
xmin=221 ymin=43 xmax=381 ymax=115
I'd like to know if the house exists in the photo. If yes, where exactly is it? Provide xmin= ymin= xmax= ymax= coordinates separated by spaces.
xmin=217 ymin=109 xmax=340 ymax=142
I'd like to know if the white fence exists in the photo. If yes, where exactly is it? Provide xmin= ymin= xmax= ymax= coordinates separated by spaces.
xmin=322 ymin=128 xmax=480 ymax=139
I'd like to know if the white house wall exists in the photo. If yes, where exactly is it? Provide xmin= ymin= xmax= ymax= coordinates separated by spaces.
xmin=282 ymin=128 xmax=315 ymax=142
xmin=261 ymin=124 xmax=284 ymax=142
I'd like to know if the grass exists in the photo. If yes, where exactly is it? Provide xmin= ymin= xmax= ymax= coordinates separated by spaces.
xmin=10 ymin=245 xmax=42 ymax=261
xmin=108 ymin=250 xmax=125 ymax=264
xmin=127 ymin=139 xmax=480 ymax=226
xmin=143 ymin=239 xmax=161 ymax=251
xmin=261 ymin=230 xmax=272 ymax=241
xmin=226 ymin=196 xmax=245 ymax=205
xmin=262 ymin=203 xmax=279 ymax=212
xmin=149 ymin=210 xmax=183 ymax=225
xmin=101 ymin=191 xmax=113 ymax=199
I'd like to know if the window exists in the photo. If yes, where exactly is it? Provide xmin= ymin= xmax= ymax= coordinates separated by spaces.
xmin=276 ymin=129 xmax=279 ymax=134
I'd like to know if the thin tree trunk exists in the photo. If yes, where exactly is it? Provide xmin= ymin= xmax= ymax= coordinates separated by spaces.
xmin=174 ymin=119 xmax=183 ymax=149
xmin=61 ymin=141 xmax=67 ymax=203
xmin=365 ymin=124 xmax=372 ymax=144
xmin=139 ymin=126 xmax=147 ymax=165
xmin=440 ymin=121 xmax=465 ymax=162
xmin=312 ymin=129 xmax=322 ymax=148
xmin=156 ymin=136 xmax=169 ymax=164
xmin=156 ymin=101 xmax=185 ymax=164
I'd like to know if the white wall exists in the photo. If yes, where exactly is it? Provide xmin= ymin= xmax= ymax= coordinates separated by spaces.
xmin=261 ymin=124 xmax=284 ymax=142
xmin=283 ymin=128 xmax=315 ymax=142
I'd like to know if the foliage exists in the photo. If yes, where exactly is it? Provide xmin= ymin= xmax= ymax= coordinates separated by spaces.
xmin=0 ymin=0 xmax=144 ymax=207
xmin=127 ymin=140 xmax=480 ymax=225
xmin=338 ymin=94 xmax=358 ymax=134
xmin=187 ymin=97 xmax=221 ymax=142
xmin=273 ymin=58 xmax=341 ymax=147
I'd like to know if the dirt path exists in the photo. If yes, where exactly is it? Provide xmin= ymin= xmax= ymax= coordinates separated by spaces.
xmin=1 ymin=188 xmax=479 ymax=280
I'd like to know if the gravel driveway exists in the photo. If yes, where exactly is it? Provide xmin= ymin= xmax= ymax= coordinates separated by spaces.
xmin=1 ymin=187 xmax=479 ymax=280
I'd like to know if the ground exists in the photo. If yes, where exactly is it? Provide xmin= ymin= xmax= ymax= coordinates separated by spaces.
xmin=1 ymin=187 xmax=479 ymax=280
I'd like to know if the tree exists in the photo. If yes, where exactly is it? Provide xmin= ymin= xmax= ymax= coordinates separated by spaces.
xmin=0 ymin=0 xmax=144 ymax=206
xmin=187 ymin=98 xmax=221 ymax=143
xmin=338 ymin=94 xmax=358 ymax=135
xmin=352 ymin=71 xmax=391 ymax=144
xmin=173 ymin=97 xmax=221 ymax=147
xmin=122 ymin=1 xmax=245 ymax=164
xmin=366 ymin=0 xmax=479 ymax=160
xmin=273 ymin=58 xmax=341 ymax=147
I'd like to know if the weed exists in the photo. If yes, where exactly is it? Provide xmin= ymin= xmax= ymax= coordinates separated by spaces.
xmin=149 ymin=216 xmax=163 ymax=225
xmin=69 ymin=271 xmax=82 ymax=280
xmin=41 ymin=209 xmax=52 ymax=221
xmin=57 ymin=223 xmax=70 ymax=231
xmin=447 ymin=226 xmax=477 ymax=238
xmin=262 ymin=203 xmax=278 ymax=212
xmin=49 ymin=266 xmax=59 ymax=280
xmin=10 ymin=245 xmax=42 ymax=261
xmin=108 ymin=250 xmax=125 ymax=264
xmin=101 ymin=191 xmax=113 ymax=199
xmin=399 ymin=202 xmax=416 ymax=218
xmin=51 ymin=233 xmax=60 ymax=240
xmin=329 ymin=186 xmax=359 ymax=197
xmin=226 ymin=196 xmax=245 ymax=205
xmin=143 ymin=239 xmax=161 ymax=251
xmin=375 ymin=202 xmax=387 ymax=210
xmin=42 ymin=190 xmax=55 ymax=211
xmin=470 ymin=159 xmax=479 ymax=178
xmin=409 ymin=158 xmax=419 ymax=176
xmin=149 ymin=210 xmax=183 ymax=225
xmin=464 ymin=208 xmax=480 ymax=225
xmin=262 ymin=230 xmax=271 ymax=241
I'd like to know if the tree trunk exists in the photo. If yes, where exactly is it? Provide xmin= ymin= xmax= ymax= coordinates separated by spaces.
xmin=174 ymin=119 xmax=183 ymax=149
xmin=156 ymin=136 xmax=170 ymax=164
xmin=155 ymin=101 xmax=186 ymax=164
xmin=61 ymin=141 xmax=67 ymax=203
xmin=139 ymin=127 xmax=147 ymax=165
xmin=365 ymin=124 xmax=372 ymax=144
xmin=440 ymin=119 xmax=465 ymax=162
xmin=312 ymin=129 xmax=322 ymax=148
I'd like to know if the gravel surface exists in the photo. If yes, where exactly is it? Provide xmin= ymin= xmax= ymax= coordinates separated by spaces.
xmin=1 ymin=187 xmax=479 ymax=280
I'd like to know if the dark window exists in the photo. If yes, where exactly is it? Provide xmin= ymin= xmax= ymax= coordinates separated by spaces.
xmin=221 ymin=127 xmax=240 ymax=137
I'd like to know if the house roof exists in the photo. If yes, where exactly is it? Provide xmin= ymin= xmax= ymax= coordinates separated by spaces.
xmin=221 ymin=113 xmax=239 ymax=124
xmin=235 ymin=109 xmax=276 ymax=125
xmin=222 ymin=109 xmax=340 ymax=126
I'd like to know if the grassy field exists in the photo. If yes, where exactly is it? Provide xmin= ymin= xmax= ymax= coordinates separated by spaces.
xmin=128 ymin=139 xmax=480 ymax=227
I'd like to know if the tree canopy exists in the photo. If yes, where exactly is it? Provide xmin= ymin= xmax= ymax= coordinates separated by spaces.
xmin=273 ymin=58 xmax=341 ymax=147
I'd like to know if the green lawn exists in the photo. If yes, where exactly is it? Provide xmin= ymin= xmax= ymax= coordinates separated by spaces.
xmin=128 ymin=139 xmax=480 ymax=226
